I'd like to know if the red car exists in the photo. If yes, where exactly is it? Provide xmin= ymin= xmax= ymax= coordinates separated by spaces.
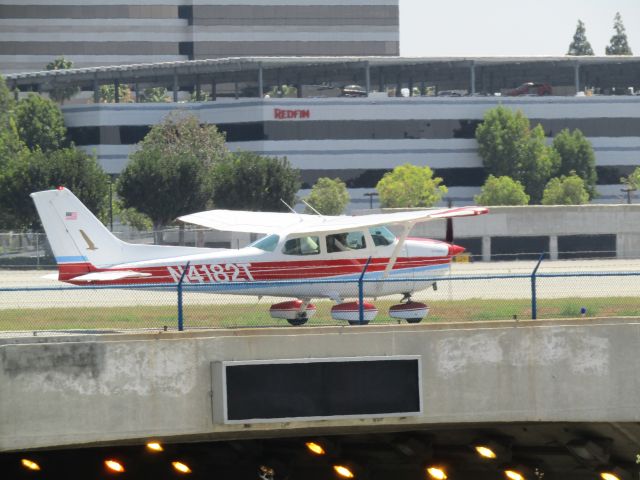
xmin=506 ymin=82 xmax=552 ymax=96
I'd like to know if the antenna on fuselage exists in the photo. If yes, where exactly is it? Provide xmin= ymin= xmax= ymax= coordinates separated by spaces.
xmin=301 ymin=199 xmax=325 ymax=218
xmin=280 ymin=199 xmax=302 ymax=219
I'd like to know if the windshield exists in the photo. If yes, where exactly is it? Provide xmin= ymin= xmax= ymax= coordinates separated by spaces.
xmin=369 ymin=226 xmax=396 ymax=246
xmin=248 ymin=234 xmax=280 ymax=252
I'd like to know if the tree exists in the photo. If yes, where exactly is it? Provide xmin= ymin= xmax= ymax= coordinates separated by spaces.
xmin=117 ymin=114 xmax=229 ymax=234
xmin=541 ymin=173 xmax=589 ymax=205
xmin=0 ymin=148 xmax=108 ymax=230
xmin=140 ymin=87 xmax=168 ymax=103
xmin=552 ymin=129 xmax=597 ymax=199
xmin=474 ymin=175 xmax=529 ymax=206
xmin=46 ymin=56 xmax=80 ymax=104
xmin=621 ymin=166 xmax=640 ymax=190
xmin=15 ymin=94 xmax=67 ymax=152
xmin=212 ymin=151 xmax=300 ymax=211
xmin=189 ymin=90 xmax=210 ymax=102
xmin=567 ymin=20 xmax=594 ymax=56
xmin=99 ymin=84 xmax=133 ymax=103
xmin=303 ymin=177 xmax=350 ymax=215
xmin=375 ymin=164 xmax=447 ymax=208
xmin=0 ymin=74 xmax=15 ymax=126
xmin=476 ymin=107 xmax=558 ymax=203
xmin=606 ymin=12 xmax=633 ymax=55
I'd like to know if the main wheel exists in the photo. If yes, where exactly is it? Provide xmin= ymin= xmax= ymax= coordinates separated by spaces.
xmin=348 ymin=320 xmax=370 ymax=325
xmin=406 ymin=318 xmax=423 ymax=324
xmin=287 ymin=314 xmax=308 ymax=326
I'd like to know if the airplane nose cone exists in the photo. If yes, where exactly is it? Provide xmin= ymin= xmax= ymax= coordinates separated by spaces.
xmin=448 ymin=243 xmax=465 ymax=256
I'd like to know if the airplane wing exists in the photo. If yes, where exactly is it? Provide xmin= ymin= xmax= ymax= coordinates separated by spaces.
xmin=69 ymin=271 xmax=152 ymax=282
xmin=178 ymin=206 xmax=488 ymax=235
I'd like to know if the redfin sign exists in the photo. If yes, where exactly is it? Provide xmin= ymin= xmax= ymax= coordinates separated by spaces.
xmin=274 ymin=108 xmax=311 ymax=120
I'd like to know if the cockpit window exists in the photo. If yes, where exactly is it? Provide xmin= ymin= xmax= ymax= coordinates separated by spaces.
xmin=282 ymin=236 xmax=320 ymax=255
xmin=369 ymin=226 xmax=396 ymax=246
xmin=249 ymin=234 xmax=280 ymax=252
xmin=326 ymin=231 xmax=367 ymax=253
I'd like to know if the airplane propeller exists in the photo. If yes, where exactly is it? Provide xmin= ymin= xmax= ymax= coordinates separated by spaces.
xmin=445 ymin=217 xmax=453 ymax=244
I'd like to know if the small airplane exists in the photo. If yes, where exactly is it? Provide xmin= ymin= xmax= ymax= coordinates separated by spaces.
xmin=31 ymin=187 xmax=488 ymax=325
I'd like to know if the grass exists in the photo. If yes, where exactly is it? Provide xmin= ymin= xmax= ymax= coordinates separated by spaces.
xmin=2 ymin=297 xmax=640 ymax=332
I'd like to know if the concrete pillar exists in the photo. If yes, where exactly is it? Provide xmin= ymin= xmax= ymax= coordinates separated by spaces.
xmin=549 ymin=235 xmax=559 ymax=261
xmin=173 ymin=71 xmax=179 ymax=102
xmin=296 ymin=73 xmax=302 ymax=98
xmin=396 ymin=76 xmax=402 ymax=97
xmin=195 ymin=76 xmax=201 ymax=101
xmin=113 ymin=79 xmax=120 ymax=103
xmin=482 ymin=236 xmax=491 ymax=262
xmin=93 ymin=77 xmax=99 ymax=103
xmin=470 ymin=61 xmax=476 ymax=95
xmin=574 ymin=62 xmax=580 ymax=94
xmin=420 ymin=80 xmax=426 ymax=96
xmin=134 ymin=82 xmax=140 ymax=103
xmin=364 ymin=62 xmax=371 ymax=94
xmin=378 ymin=68 xmax=384 ymax=93
xmin=616 ymin=233 xmax=624 ymax=259
xmin=408 ymin=77 xmax=414 ymax=96
xmin=234 ymin=81 xmax=239 ymax=100
xmin=211 ymin=80 xmax=216 ymax=101
xmin=257 ymin=65 xmax=263 ymax=98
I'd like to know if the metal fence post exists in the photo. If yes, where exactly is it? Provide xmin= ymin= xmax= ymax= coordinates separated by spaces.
xmin=531 ymin=253 xmax=545 ymax=320
xmin=358 ymin=257 xmax=373 ymax=324
xmin=177 ymin=262 xmax=190 ymax=331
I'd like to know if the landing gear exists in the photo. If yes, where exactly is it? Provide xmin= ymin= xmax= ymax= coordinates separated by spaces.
xmin=389 ymin=294 xmax=429 ymax=324
xmin=287 ymin=312 xmax=309 ymax=326
xmin=331 ymin=301 xmax=378 ymax=325
xmin=270 ymin=299 xmax=316 ymax=326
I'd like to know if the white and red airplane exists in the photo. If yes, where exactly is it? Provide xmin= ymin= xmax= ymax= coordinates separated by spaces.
xmin=31 ymin=187 xmax=488 ymax=325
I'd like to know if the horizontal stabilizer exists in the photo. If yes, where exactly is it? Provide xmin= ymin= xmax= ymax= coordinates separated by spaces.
xmin=70 ymin=271 xmax=152 ymax=282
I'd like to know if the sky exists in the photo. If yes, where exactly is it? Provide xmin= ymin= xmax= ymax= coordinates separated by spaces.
xmin=399 ymin=0 xmax=640 ymax=57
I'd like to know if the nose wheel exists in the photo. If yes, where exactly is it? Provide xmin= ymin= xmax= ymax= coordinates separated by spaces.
xmin=389 ymin=294 xmax=429 ymax=324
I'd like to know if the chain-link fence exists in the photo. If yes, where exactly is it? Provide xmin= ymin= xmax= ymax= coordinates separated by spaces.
xmin=1 ymin=261 xmax=640 ymax=334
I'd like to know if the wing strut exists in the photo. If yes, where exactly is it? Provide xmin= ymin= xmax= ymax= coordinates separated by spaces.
xmin=375 ymin=222 xmax=414 ymax=295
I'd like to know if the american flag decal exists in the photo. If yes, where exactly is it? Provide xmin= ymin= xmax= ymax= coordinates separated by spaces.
xmin=65 ymin=211 xmax=78 ymax=221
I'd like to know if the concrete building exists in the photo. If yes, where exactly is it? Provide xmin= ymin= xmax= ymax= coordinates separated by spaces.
xmin=0 ymin=0 xmax=399 ymax=74
xmin=58 ymin=94 xmax=640 ymax=207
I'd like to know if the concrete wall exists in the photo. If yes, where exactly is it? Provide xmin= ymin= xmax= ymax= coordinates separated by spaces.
xmin=2 ymin=318 xmax=640 ymax=452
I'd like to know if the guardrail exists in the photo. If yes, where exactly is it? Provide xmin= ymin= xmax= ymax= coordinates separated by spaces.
xmin=1 ymin=257 xmax=639 ymax=334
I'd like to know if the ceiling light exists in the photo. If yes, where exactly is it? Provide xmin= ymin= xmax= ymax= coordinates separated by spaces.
xmin=21 ymin=459 xmax=40 ymax=471
xmin=599 ymin=466 xmax=632 ymax=480
xmin=305 ymin=441 xmax=326 ymax=455
xmin=471 ymin=437 xmax=512 ymax=461
xmin=601 ymin=474 xmax=621 ymax=480
xmin=475 ymin=445 xmax=497 ymax=459
xmin=566 ymin=439 xmax=610 ymax=464
xmin=146 ymin=442 xmax=163 ymax=452
xmin=105 ymin=459 xmax=125 ymax=473
xmin=426 ymin=466 xmax=447 ymax=479
xmin=172 ymin=461 xmax=192 ymax=474
xmin=333 ymin=464 xmax=355 ymax=478
xmin=505 ymin=470 xmax=525 ymax=480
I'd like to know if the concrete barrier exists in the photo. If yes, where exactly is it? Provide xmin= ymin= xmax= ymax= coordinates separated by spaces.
xmin=2 ymin=318 xmax=640 ymax=452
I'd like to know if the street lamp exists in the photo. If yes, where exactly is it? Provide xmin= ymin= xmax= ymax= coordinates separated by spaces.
xmin=363 ymin=192 xmax=379 ymax=209
xmin=621 ymin=185 xmax=636 ymax=204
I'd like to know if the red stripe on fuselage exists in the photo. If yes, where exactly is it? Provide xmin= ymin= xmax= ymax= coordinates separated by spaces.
xmin=62 ymin=257 xmax=452 ymax=286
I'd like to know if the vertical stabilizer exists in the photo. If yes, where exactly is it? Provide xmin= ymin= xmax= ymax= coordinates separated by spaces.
xmin=30 ymin=187 xmax=126 ymax=279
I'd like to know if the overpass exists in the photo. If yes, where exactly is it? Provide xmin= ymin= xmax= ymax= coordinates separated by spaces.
xmin=2 ymin=318 xmax=640 ymax=478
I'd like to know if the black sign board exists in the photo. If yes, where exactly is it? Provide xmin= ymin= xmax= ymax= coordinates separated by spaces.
xmin=212 ymin=356 xmax=422 ymax=424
